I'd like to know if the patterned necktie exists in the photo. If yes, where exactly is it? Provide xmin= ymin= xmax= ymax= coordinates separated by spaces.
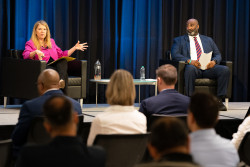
xmin=194 ymin=37 xmax=202 ymax=61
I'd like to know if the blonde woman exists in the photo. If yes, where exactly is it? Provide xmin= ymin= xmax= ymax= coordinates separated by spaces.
xmin=87 ymin=69 xmax=147 ymax=145
xmin=22 ymin=20 xmax=88 ymax=91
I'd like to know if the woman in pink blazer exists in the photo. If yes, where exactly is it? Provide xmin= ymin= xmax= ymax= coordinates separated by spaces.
xmin=23 ymin=20 xmax=88 ymax=93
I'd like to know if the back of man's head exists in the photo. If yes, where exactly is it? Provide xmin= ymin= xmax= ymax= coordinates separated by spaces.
xmin=43 ymin=95 xmax=73 ymax=129
xmin=156 ymin=64 xmax=177 ymax=85
xmin=37 ymin=69 xmax=60 ymax=95
xmin=189 ymin=92 xmax=219 ymax=128
xmin=150 ymin=117 xmax=188 ymax=155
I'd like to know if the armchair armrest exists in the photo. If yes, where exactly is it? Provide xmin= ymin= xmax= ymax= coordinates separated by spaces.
xmin=67 ymin=60 xmax=87 ymax=98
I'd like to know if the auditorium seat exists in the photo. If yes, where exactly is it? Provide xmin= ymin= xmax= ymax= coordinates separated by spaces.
xmin=93 ymin=133 xmax=150 ymax=167
xmin=1 ymin=50 xmax=87 ymax=108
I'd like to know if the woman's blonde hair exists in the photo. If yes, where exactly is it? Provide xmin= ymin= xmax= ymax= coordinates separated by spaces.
xmin=106 ymin=69 xmax=136 ymax=106
xmin=31 ymin=20 xmax=52 ymax=50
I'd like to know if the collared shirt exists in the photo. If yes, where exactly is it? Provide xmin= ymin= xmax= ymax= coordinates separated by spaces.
xmin=190 ymin=129 xmax=239 ymax=167
xmin=43 ymin=88 xmax=59 ymax=94
xmin=231 ymin=116 xmax=250 ymax=149
xmin=87 ymin=105 xmax=147 ymax=145
xmin=189 ymin=34 xmax=204 ymax=60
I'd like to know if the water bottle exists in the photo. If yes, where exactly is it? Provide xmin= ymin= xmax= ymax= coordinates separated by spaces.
xmin=94 ymin=60 xmax=101 ymax=80
xmin=140 ymin=66 xmax=145 ymax=80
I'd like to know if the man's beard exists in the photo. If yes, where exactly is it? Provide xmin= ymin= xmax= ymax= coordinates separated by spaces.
xmin=187 ymin=29 xmax=198 ymax=36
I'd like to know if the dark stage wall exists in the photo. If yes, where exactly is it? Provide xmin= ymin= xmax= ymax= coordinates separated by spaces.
xmin=0 ymin=0 xmax=249 ymax=103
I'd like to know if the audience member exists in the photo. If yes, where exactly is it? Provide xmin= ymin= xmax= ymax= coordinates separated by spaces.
xmin=16 ymin=95 xmax=105 ymax=167
xmin=87 ymin=69 xmax=147 ymax=145
xmin=12 ymin=69 xmax=82 ymax=156
xmin=188 ymin=92 xmax=239 ymax=167
xmin=231 ymin=115 xmax=250 ymax=149
xmin=139 ymin=64 xmax=189 ymax=118
xmin=136 ymin=117 xmax=199 ymax=167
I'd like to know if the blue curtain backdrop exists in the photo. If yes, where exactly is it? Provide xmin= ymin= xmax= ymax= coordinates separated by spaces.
xmin=0 ymin=0 xmax=250 ymax=103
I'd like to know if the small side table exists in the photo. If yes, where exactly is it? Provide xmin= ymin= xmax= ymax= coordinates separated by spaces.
xmin=90 ymin=79 xmax=157 ymax=106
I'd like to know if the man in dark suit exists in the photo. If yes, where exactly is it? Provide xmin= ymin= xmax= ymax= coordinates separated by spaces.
xmin=16 ymin=95 xmax=105 ymax=167
xmin=171 ymin=18 xmax=230 ymax=111
xmin=139 ymin=64 xmax=189 ymax=118
xmin=11 ymin=69 xmax=82 ymax=157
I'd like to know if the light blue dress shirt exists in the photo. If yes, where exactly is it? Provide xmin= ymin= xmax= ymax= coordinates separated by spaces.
xmin=190 ymin=129 xmax=239 ymax=167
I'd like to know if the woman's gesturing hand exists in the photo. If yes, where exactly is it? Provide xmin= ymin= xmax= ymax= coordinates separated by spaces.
xmin=74 ymin=41 xmax=88 ymax=51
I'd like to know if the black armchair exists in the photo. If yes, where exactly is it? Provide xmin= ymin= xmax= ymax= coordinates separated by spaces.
xmin=1 ymin=50 xmax=87 ymax=108
xmin=159 ymin=54 xmax=233 ymax=109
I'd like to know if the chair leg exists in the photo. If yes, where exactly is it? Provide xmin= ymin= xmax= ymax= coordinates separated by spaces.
xmin=79 ymin=99 xmax=83 ymax=109
xmin=225 ymin=98 xmax=229 ymax=110
xmin=4 ymin=97 xmax=7 ymax=108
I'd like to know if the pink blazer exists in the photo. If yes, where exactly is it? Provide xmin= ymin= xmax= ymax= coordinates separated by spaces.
xmin=22 ymin=38 xmax=68 ymax=63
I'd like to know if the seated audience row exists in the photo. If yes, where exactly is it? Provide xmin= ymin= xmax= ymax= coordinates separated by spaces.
xmin=13 ymin=67 xmax=242 ymax=167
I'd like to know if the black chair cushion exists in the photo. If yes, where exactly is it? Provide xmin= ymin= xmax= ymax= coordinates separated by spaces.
xmin=195 ymin=78 xmax=217 ymax=86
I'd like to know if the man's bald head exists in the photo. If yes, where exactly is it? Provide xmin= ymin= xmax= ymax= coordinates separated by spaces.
xmin=186 ymin=18 xmax=199 ymax=36
xmin=186 ymin=18 xmax=199 ymax=25
xmin=37 ymin=69 xmax=60 ymax=95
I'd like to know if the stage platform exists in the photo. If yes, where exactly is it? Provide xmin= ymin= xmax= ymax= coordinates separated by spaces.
xmin=0 ymin=102 xmax=249 ymax=125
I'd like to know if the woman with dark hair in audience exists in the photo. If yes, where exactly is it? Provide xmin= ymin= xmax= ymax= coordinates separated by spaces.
xmin=23 ymin=20 xmax=88 ymax=91
xmin=87 ymin=69 xmax=147 ymax=145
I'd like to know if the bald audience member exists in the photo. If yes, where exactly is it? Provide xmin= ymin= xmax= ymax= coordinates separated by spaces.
xmin=12 ymin=69 xmax=82 ymax=156
xmin=16 ymin=95 xmax=105 ymax=167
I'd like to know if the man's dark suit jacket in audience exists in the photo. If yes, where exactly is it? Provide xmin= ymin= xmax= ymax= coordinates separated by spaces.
xmin=16 ymin=95 xmax=105 ymax=167
xmin=16 ymin=136 xmax=105 ymax=167
xmin=139 ymin=64 xmax=189 ymax=118
xmin=11 ymin=69 xmax=82 ymax=157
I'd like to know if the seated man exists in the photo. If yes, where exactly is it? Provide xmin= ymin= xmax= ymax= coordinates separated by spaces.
xmin=188 ymin=92 xmax=239 ymax=167
xmin=139 ymin=64 xmax=189 ymax=118
xmin=136 ymin=117 xmax=199 ymax=167
xmin=171 ymin=18 xmax=230 ymax=111
xmin=12 ymin=69 xmax=82 ymax=156
xmin=16 ymin=95 xmax=105 ymax=167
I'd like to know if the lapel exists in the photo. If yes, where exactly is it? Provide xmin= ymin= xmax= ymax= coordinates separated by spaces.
xmin=184 ymin=35 xmax=190 ymax=56
xmin=199 ymin=35 xmax=208 ymax=53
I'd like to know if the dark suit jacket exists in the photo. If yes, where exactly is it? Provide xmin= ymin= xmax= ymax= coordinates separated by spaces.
xmin=11 ymin=89 xmax=82 ymax=156
xmin=171 ymin=34 xmax=222 ymax=64
xmin=139 ymin=89 xmax=190 ymax=118
xmin=16 ymin=136 xmax=106 ymax=167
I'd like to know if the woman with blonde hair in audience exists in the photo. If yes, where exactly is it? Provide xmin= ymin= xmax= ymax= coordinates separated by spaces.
xmin=87 ymin=69 xmax=147 ymax=145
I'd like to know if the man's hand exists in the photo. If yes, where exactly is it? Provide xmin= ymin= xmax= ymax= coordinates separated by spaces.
xmin=206 ymin=60 xmax=216 ymax=69
xmin=189 ymin=60 xmax=201 ymax=69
